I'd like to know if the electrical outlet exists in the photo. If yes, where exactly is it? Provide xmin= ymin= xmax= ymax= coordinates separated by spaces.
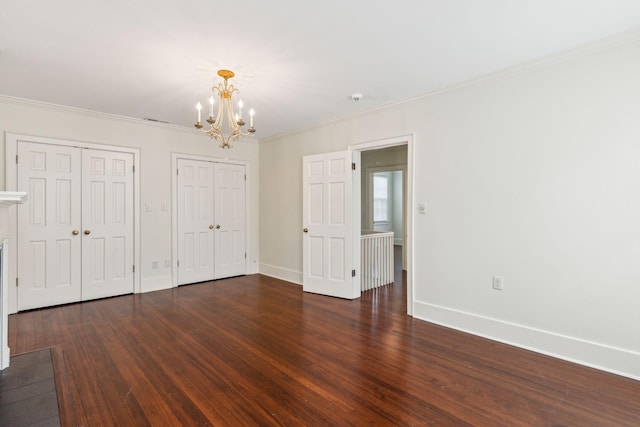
xmin=492 ymin=276 xmax=503 ymax=291
xmin=152 ymin=260 xmax=159 ymax=269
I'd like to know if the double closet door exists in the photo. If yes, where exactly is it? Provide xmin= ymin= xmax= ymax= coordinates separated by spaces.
xmin=177 ymin=158 xmax=246 ymax=285
xmin=17 ymin=141 xmax=134 ymax=311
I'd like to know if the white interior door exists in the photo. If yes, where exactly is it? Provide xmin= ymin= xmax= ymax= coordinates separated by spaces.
xmin=177 ymin=158 xmax=215 ymax=284
xmin=214 ymin=163 xmax=246 ymax=279
xmin=302 ymin=151 xmax=357 ymax=299
xmin=17 ymin=142 xmax=82 ymax=310
xmin=81 ymin=149 xmax=134 ymax=300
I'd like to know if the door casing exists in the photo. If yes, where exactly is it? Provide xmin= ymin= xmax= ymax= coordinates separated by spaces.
xmin=350 ymin=135 xmax=414 ymax=316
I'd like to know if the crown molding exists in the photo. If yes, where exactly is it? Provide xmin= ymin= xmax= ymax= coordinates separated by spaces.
xmin=0 ymin=94 xmax=194 ymax=134
xmin=262 ymin=29 xmax=640 ymax=143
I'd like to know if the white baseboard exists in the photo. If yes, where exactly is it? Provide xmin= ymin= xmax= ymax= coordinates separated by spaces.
xmin=413 ymin=301 xmax=640 ymax=381
xmin=259 ymin=263 xmax=302 ymax=285
xmin=140 ymin=274 xmax=174 ymax=294
xmin=1 ymin=346 xmax=9 ymax=370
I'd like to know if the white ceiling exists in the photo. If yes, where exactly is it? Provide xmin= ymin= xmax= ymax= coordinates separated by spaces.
xmin=2 ymin=1 xmax=640 ymax=140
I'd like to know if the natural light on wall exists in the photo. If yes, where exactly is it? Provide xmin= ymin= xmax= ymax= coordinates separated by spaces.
xmin=373 ymin=173 xmax=389 ymax=223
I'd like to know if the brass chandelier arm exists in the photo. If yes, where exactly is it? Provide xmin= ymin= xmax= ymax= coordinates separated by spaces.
xmin=194 ymin=69 xmax=254 ymax=149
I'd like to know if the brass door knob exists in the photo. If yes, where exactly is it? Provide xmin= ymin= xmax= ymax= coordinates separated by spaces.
xmin=72 ymin=229 xmax=79 ymax=235
xmin=216 ymin=225 xmax=221 ymax=229
xmin=303 ymin=228 xmax=308 ymax=233
xmin=209 ymin=225 xmax=214 ymax=229
xmin=84 ymin=230 xmax=91 ymax=235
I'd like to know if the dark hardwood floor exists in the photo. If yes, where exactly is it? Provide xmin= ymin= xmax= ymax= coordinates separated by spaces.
xmin=0 ymin=348 xmax=60 ymax=426
xmin=7 ymin=262 xmax=640 ymax=425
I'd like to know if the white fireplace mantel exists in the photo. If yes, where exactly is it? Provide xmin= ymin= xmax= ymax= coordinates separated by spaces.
xmin=0 ymin=191 xmax=27 ymax=370
xmin=0 ymin=191 xmax=28 ymax=207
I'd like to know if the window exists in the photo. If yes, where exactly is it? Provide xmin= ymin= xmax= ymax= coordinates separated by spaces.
xmin=373 ymin=173 xmax=389 ymax=223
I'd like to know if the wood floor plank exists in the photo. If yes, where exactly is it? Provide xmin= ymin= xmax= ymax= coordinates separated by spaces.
xmin=0 ymin=349 xmax=60 ymax=427
xmin=8 ymin=273 xmax=640 ymax=426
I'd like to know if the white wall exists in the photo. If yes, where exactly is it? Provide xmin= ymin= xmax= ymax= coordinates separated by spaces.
xmin=1 ymin=97 xmax=260 ymax=309
xmin=259 ymin=37 xmax=640 ymax=379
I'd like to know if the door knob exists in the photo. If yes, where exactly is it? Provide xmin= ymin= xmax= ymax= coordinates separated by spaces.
xmin=83 ymin=230 xmax=91 ymax=235
xmin=303 ymin=228 xmax=308 ymax=233
xmin=72 ymin=229 xmax=79 ymax=235
xmin=209 ymin=224 xmax=214 ymax=229
xmin=216 ymin=224 xmax=221 ymax=229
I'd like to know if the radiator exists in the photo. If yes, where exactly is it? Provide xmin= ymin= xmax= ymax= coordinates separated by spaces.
xmin=360 ymin=231 xmax=394 ymax=291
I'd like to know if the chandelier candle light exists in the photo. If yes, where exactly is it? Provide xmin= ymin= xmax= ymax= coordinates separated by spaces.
xmin=195 ymin=69 xmax=255 ymax=149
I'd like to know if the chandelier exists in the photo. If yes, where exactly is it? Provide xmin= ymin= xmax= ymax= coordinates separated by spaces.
xmin=194 ymin=69 xmax=255 ymax=149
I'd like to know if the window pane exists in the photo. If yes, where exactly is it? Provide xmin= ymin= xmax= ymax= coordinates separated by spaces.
xmin=373 ymin=174 xmax=388 ymax=222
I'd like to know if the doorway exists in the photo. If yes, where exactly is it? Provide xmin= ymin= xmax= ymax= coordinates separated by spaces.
xmin=362 ymin=154 xmax=407 ymax=270
xmin=351 ymin=135 xmax=413 ymax=316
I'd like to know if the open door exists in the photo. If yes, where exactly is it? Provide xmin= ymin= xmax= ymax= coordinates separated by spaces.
xmin=302 ymin=151 xmax=359 ymax=299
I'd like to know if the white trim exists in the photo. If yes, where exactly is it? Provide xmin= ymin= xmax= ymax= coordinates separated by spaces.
xmin=350 ymin=134 xmax=414 ymax=316
xmin=5 ymin=132 xmax=141 ymax=313
xmin=0 ymin=94 xmax=195 ymax=134
xmin=140 ymin=274 xmax=173 ymax=294
xmin=0 ymin=239 xmax=9 ymax=370
xmin=261 ymin=30 xmax=640 ymax=144
xmin=259 ymin=263 xmax=302 ymax=285
xmin=170 ymin=152 xmax=252 ymax=287
xmin=0 ymin=94 xmax=261 ymax=147
xmin=414 ymin=301 xmax=640 ymax=381
xmin=0 ymin=192 xmax=28 ymax=206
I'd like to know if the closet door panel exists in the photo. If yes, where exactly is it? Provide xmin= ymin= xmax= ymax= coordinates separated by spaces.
xmin=214 ymin=163 xmax=246 ymax=279
xmin=81 ymin=149 xmax=134 ymax=300
xmin=177 ymin=159 xmax=215 ymax=284
xmin=17 ymin=142 xmax=82 ymax=310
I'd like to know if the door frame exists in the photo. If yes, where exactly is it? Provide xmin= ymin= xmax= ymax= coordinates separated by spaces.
xmin=5 ymin=133 xmax=141 ymax=314
xmin=170 ymin=152 xmax=252 ymax=287
xmin=350 ymin=134 xmax=414 ymax=316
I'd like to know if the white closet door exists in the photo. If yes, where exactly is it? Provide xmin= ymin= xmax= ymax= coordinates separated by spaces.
xmin=81 ymin=149 xmax=134 ymax=300
xmin=214 ymin=163 xmax=246 ymax=279
xmin=17 ymin=142 xmax=82 ymax=310
xmin=177 ymin=159 xmax=215 ymax=284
